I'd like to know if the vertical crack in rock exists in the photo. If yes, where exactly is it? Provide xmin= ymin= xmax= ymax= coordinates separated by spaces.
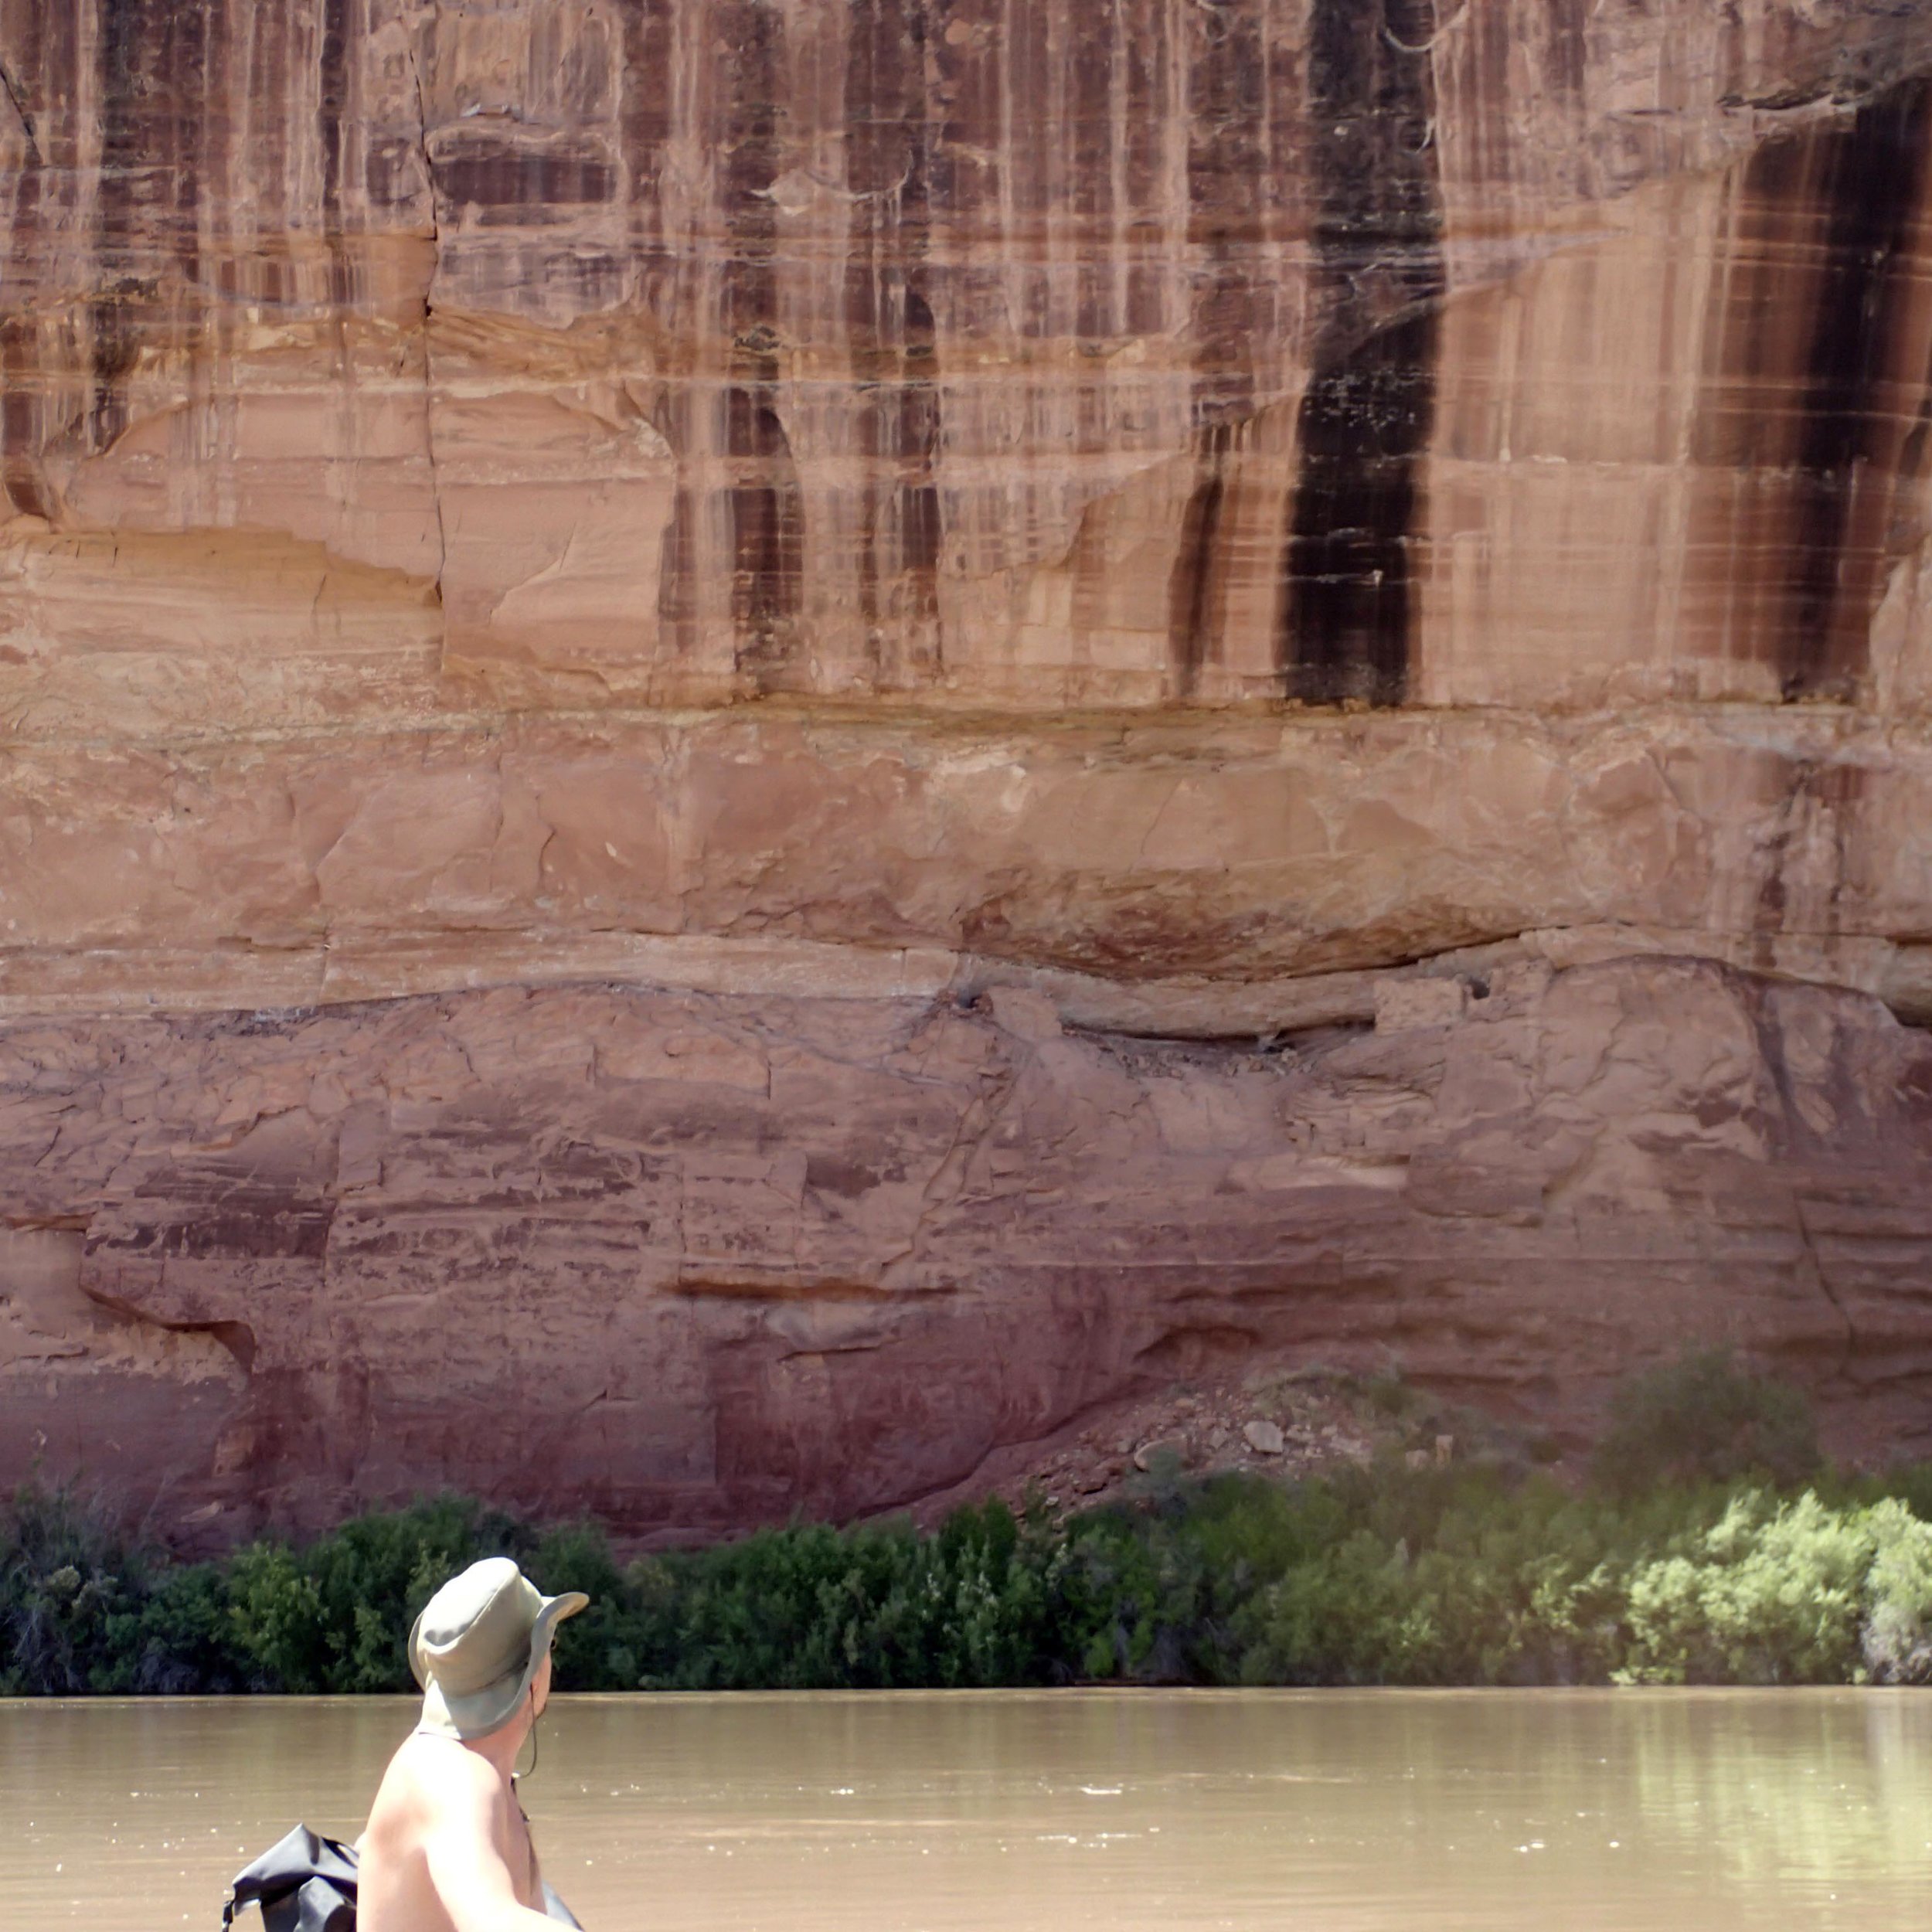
xmin=1793 ymin=1196 xmax=1859 ymax=1370
xmin=317 ymin=0 xmax=362 ymax=655
xmin=1750 ymin=760 xmax=1861 ymax=960
xmin=846 ymin=0 xmax=943 ymax=689
xmin=614 ymin=0 xmax=673 ymax=281
xmin=1167 ymin=0 xmax=1267 ymax=696
xmin=722 ymin=0 xmax=804 ymax=690
xmin=1743 ymin=981 xmax=1862 ymax=1370
xmin=1279 ymin=0 xmax=1444 ymax=708
xmin=0 ymin=47 xmax=40 ymax=165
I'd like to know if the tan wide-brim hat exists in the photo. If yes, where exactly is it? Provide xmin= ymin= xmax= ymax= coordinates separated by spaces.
xmin=408 ymin=1556 xmax=589 ymax=1740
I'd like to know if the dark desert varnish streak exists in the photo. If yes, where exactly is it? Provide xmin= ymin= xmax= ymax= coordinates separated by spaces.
xmin=1280 ymin=0 xmax=1445 ymax=709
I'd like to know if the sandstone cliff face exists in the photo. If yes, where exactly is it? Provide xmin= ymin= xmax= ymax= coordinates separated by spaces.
xmin=9 ymin=0 xmax=1932 ymax=721
xmin=3 ymin=2 xmax=1932 ymax=1537
xmin=5 ymin=961 xmax=1930 ymax=1539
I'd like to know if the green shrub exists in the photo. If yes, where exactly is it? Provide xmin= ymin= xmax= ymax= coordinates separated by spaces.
xmin=0 ymin=1483 xmax=141 ymax=1694
xmin=1376 ymin=1479 xmax=1632 ymax=1685
xmin=1051 ymin=1472 xmax=1352 ymax=1683
xmin=645 ymin=1519 xmax=928 ymax=1689
xmin=1233 ymin=1469 xmax=1639 ymax=1685
xmin=623 ymin=1498 xmax=1057 ymax=1690
xmin=1620 ymin=1492 xmax=1882 ymax=1684
xmin=1860 ymin=1498 xmax=1932 ymax=1684
xmin=229 ymin=1495 xmax=535 ymax=1692
xmin=1236 ymin=1526 xmax=1429 ymax=1683
xmin=98 ymin=1561 xmax=258 ymax=1693
xmin=8 ymin=1444 xmax=1932 ymax=1696
xmin=1593 ymin=1349 xmax=1819 ymax=1497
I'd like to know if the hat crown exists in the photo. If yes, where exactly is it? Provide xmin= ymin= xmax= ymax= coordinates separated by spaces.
xmin=415 ymin=1558 xmax=543 ymax=1696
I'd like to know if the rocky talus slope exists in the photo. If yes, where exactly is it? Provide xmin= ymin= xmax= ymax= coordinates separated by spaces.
xmin=2 ymin=1 xmax=1931 ymax=1538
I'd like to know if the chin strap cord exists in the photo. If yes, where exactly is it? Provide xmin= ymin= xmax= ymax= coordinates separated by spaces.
xmin=513 ymin=1682 xmax=541 ymax=1789
xmin=512 ymin=1682 xmax=543 ymax=1902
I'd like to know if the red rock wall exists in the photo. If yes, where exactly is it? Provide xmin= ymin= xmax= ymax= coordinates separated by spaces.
xmin=9 ymin=1 xmax=1932 ymax=719
xmin=5 ymin=961 xmax=1930 ymax=1542
xmin=4 ymin=2 xmax=1932 ymax=1536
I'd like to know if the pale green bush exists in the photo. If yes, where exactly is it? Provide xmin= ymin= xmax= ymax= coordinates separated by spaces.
xmin=1861 ymin=1499 xmax=1932 ymax=1684
xmin=1622 ymin=1492 xmax=1889 ymax=1684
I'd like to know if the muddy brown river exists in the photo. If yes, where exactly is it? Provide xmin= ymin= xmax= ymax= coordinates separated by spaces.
xmin=3 ymin=1690 xmax=1929 ymax=1930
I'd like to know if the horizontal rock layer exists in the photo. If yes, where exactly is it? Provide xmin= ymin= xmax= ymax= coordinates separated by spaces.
xmin=8 ymin=706 xmax=1932 ymax=1022
xmin=2 ymin=958 xmax=1927 ymax=1543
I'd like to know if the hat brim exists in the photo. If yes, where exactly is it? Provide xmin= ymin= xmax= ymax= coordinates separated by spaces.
xmin=411 ymin=1590 xmax=589 ymax=1740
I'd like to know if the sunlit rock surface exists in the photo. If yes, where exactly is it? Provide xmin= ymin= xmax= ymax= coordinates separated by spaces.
xmin=3 ymin=0 xmax=1932 ymax=1535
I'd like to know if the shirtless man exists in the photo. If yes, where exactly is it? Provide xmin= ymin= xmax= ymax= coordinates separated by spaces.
xmin=357 ymin=1557 xmax=589 ymax=1932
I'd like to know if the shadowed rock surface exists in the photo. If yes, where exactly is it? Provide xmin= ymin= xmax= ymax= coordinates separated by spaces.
xmin=4 ymin=2 xmax=1932 ymax=1536
xmin=4 ymin=959 xmax=1929 ymax=1541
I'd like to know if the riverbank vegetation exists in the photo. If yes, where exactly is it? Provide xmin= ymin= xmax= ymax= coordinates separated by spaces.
xmin=6 ymin=1354 xmax=1931 ymax=1694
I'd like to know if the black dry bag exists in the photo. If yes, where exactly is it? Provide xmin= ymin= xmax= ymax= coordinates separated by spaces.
xmin=222 ymin=1826 xmax=358 ymax=1932
xmin=223 ymin=1824 xmax=583 ymax=1930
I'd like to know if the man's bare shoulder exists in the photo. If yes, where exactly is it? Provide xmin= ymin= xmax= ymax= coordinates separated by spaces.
xmin=361 ymin=1736 xmax=530 ymax=1932
xmin=371 ymin=1734 xmax=506 ymax=1834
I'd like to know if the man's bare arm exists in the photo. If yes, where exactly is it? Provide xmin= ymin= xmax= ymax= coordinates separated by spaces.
xmin=420 ymin=1757 xmax=558 ymax=1932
